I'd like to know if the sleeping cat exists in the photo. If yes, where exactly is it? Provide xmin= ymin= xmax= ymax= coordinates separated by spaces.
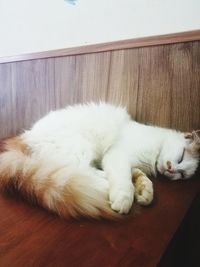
xmin=0 ymin=103 xmax=199 ymax=219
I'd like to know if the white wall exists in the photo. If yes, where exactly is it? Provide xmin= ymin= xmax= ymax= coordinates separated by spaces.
xmin=0 ymin=0 xmax=200 ymax=57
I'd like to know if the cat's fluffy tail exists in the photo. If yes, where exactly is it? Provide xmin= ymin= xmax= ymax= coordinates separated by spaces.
xmin=0 ymin=137 xmax=121 ymax=220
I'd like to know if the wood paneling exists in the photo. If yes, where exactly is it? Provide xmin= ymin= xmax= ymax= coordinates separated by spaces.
xmin=0 ymin=41 xmax=199 ymax=139
xmin=11 ymin=59 xmax=55 ymax=133
xmin=0 ymin=63 xmax=13 ymax=138
xmin=54 ymin=56 xmax=77 ymax=107
xmin=136 ymin=45 xmax=173 ymax=126
xmin=54 ymin=52 xmax=110 ymax=106
xmin=0 ymin=59 xmax=55 ymax=138
xmin=170 ymin=42 xmax=200 ymax=131
xmin=0 ymin=30 xmax=200 ymax=64
xmin=107 ymin=49 xmax=140 ymax=118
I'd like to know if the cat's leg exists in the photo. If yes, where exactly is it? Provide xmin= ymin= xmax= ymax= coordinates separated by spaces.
xmin=132 ymin=168 xmax=153 ymax=206
xmin=102 ymin=150 xmax=134 ymax=214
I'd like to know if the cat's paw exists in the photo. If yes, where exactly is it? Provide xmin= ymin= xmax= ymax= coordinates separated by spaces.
xmin=134 ymin=176 xmax=153 ymax=206
xmin=109 ymin=184 xmax=134 ymax=214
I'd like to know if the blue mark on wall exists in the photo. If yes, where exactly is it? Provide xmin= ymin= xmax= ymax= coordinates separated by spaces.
xmin=64 ymin=0 xmax=78 ymax=5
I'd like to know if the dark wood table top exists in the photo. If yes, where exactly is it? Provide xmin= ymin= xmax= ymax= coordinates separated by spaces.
xmin=0 ymin=175 xmax=200 ymax=267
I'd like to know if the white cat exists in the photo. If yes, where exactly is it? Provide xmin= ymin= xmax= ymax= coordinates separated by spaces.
xmin=0 ymin=103 xmax=199 ymax=219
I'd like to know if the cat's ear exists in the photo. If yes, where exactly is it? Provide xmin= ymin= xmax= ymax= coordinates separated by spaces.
xmin=192 ymin=130 xmax=200 ymax=145
xmin=186 ymin=130 xmax=200 ymax=154
xmin=184 ymin=131 xmax=200 ymax=142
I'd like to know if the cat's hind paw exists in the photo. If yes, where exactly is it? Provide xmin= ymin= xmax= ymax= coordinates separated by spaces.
xmin=109 ymin=184 xmax=134 ymax=214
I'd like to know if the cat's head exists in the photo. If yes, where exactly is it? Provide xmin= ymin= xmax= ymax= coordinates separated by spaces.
xmin=156 ymin=130 xmax=200 ymax=180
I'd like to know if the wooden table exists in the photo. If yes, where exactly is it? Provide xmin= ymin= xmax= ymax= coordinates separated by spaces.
xmin=0 ymin=175 xmax=200 ymax=267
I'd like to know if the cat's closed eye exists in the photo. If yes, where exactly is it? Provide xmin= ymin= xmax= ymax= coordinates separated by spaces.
xmin=178 ymin=148 xmax=185 ymax=164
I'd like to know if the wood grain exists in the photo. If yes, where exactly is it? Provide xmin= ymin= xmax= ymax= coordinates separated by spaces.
xmin=0 ymin=63 xmax=13 ymax=137
xmin=136 ymin=45 xmax=173 ymax=127
xmin=170 ymin=42 xmax=200 ymax=131
xmin=0 ymin=40 xmax=199 ymax=138
xmin=54 ymin=56 xmax=77 ymax=107
xmin=0 ymin=176 xmax=200 ymax=267
xmin=0 ymin=59 xmax=55 ymax=138
xmin=0 ymin=30 xmax=200 ymax=64
xmin=54 ymin=52 xmax=110 ymax=107
xmin=107 ymin=49 xmax=139 ymax=118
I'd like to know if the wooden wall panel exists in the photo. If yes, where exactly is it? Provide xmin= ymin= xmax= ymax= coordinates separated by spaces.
xmin=54 ymin=56 xmax=77 ymax=107
xmin=170 ymin=42 xmax=200 ymax=131
xmin=0 ymin=63 xmax=14 ymax=138
xmin=107 ymin=49 xmax=139 ymax=118
xmin=74 ymin=52 xmax=110 ymax=103
xmin=136 ymin=45 xmax=173 ymax=127
xmin=0 ymin=41 xmax=199 ymax=139
xmin=54 ymin=52 xmax=110 ymax=107
xmin=1 ymin=30 xmax=199 ymax=64
xmin=10 ymin=59 xmax=55 ymax=136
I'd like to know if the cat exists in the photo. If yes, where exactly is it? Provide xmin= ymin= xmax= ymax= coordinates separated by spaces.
xmin=0 ymin=102 xmax=199 ymax=219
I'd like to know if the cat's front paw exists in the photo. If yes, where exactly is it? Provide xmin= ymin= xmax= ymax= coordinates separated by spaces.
xmin=109 ymin=184 xmax=134 ymax=214
xmin=135 ymin=176 xmax=153 ymax=206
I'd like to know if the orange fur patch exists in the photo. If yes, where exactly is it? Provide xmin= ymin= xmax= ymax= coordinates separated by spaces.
xmin=132 ymin=169 xmax=145 ymax=183
xmin=132 ymin=169 xmax=147 ymax=195
xmin=0 ymin=136 xmax=31 ymax=191
xmin=186 ymin=145 xmax=200 ymax=157
xmin=4 ymin=136 xmax=31 ymax=155
xmin=0 ymin=136 xmax=122 ymax=220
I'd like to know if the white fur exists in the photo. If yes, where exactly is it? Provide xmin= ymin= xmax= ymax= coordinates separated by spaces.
xmin=22 ymin=102 xmax=199 ymax=214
